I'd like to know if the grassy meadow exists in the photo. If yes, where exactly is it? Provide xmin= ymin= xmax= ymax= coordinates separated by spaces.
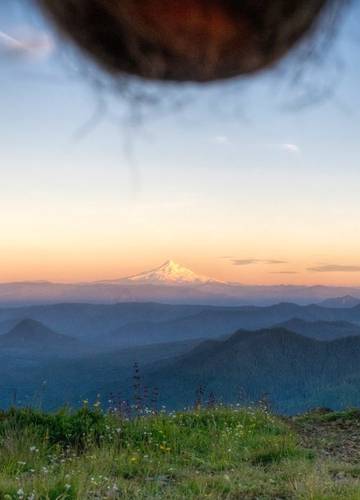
xmin=1 ymin=405 xmax=360 ymax=499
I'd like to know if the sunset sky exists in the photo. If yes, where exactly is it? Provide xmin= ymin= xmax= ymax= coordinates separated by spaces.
xmin=1 ymin=0 xmax=360 ymax=285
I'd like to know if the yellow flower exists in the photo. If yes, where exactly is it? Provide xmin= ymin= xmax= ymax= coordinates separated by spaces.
xmin=159 ymin=444 xmax=171 ymax=453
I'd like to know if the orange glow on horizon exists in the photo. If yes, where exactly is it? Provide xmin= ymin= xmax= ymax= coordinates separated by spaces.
xmin=2 ymin=249 xmax=360 ymax=287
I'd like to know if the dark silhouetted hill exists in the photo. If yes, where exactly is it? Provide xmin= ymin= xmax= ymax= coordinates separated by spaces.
xmin=0 ymin=319 xmax=75 ymax=350
xmin=135 ymin=327 xmax=360 ymax=413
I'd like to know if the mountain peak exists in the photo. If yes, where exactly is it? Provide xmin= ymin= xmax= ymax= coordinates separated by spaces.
xmin=10 ymin=318 xmax=53 ymax=336
xmin=123 ymin=260 xmax=220 ymax=286
xmin=0 ymin=318 xmax=74 ymax=349
xmin=161 ymin=260 xmax=182 ymax=271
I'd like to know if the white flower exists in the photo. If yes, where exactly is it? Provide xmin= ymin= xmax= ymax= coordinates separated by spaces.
xmin=65 ymin=484 xmax=71 ymax=490
xmin=17 ymin=489 xmax=24 ymax=497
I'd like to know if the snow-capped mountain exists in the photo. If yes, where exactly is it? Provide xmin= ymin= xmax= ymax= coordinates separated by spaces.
xmin=3 ymin=261 xmax=360 ymax=307
xmin=103 ymin=260 xmax=222 ymax=286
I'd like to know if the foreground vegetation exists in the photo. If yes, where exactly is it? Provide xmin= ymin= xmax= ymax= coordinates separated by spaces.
xmin=1 ymin=406 xmax=360 ymax=499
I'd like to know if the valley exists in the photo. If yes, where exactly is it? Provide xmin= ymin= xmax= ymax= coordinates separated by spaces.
xmin=2 ymin=297 xmax=360 ymax=413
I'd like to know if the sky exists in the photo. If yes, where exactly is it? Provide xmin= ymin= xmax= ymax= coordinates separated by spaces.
xmin=1 ymin=0 xmax=360 ymax=286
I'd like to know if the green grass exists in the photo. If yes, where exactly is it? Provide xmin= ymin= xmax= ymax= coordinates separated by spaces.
xmin=295 ymin=408 xmax=360 ymax=424
xmin=0 ymin=406 xmax=360 ymax=499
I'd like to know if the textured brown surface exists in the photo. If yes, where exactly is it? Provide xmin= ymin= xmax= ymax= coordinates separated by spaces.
xmin=38 ymin=0 xmax=337 ymax=82
xmin=293 ymin=410 xmax=360 ymax=464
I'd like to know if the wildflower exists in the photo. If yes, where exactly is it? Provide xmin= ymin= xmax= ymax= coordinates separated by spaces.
xmin=159 ymin=444 xmax=171 ymax=453
xmin=29 ymin=446 xmax=39 ymax=453
xmin=17 ymin=489 xmax=24 ymax=498
xmin=65 ymin=484 xmax=71 ymax=490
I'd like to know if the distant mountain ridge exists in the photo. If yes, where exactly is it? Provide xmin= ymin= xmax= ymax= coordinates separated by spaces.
xmin=2 ymin=310 xmax=360 ymax=412
xmin=3 ymin=261 xmax=360 ymax=305
xmin=105 ymin=302 xmax=360 ymax=346
xmin=275 ymin=318 xmax=360 ymax=341
xmin=320 ymin=295 xmax=360 ymax=308
xmin=2 ymin=301 xmax=360 ymax=347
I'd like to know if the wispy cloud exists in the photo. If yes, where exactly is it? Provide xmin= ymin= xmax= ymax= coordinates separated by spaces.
xmin=214 ymin=135 xmax=230 ymax=145
xmin=231 ymin=258 xmax=288 ymax=267
xmin=267 ymin=143 xmax=301 ymax=154
xmin=308 ymin=265 xmax=360 ymax=273
xmin=270 ymin=271 xmax=298 ymax=275
xmin=280 ymin=143 xmax=301 ymax=154
xmin=0 ymin=29 xmax=54 ymax=60
xmin=232 ymin=259 xmax=259 ymax=266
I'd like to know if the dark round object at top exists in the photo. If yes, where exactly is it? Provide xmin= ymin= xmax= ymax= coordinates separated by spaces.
xmin=39 ymin=0 xmax=332 ymax=82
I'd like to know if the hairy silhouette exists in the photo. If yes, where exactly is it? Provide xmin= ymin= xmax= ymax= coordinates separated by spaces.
xmin=38 ymin=0 xmax=343 ymax=82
